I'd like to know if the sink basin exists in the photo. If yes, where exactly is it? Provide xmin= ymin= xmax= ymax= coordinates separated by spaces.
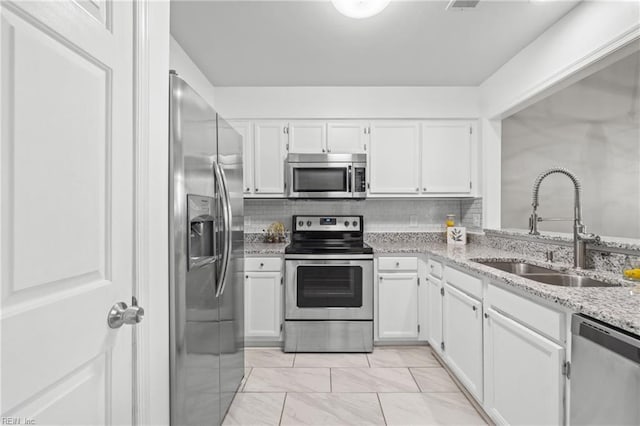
xmin=472 ymin=259 xmax=619 ymax=288
xmin=474 ymin=260 xmax=557 ymax=274
xmin=519 ymin=273 xmax=619 ymax=288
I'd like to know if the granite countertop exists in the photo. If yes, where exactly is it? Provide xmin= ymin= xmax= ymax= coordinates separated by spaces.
xmin=369 ymin=240 xmax=640 ymax=337
xmin=244 ymin=241 xmax=287 ymax=255
xmin=244 ymin=236 xmax=640 ymax=336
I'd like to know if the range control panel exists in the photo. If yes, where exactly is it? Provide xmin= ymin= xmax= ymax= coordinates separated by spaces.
xmin=293 ymin=215 xmax=363 ymax=232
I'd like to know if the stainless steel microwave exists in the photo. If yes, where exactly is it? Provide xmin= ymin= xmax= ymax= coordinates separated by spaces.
xmin=286 ymin=153 xmax=367 ymax=199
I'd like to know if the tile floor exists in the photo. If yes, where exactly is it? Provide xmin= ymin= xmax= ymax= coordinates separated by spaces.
xmin=223 ymin=346 xmax=487 ymax=426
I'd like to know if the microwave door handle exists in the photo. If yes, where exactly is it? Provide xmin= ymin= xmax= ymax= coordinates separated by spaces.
xmin=348 ymin=165 xmax=352 ymax=193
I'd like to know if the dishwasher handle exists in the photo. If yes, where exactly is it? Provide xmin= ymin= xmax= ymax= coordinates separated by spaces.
xmin=572 ymin=314 xmax=640 ymax=365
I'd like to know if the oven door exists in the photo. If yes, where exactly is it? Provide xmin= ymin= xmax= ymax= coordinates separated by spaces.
xmin=287 ymin=163 xmax=353 ymax=198
xmin=285 ymin=257 xmax=373 ymax=320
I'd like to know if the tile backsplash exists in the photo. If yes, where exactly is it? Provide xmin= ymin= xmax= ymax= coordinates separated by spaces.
xmin=244 ymin=198 xmax=482 ymax=233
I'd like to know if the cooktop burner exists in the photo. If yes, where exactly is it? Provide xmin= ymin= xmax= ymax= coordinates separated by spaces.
xmin=285 ymin=215 xmax=371 ymax=255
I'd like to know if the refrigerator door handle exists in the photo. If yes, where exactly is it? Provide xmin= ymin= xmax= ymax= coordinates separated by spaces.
xmin=214 ymin=161 xmax=232 ymax=297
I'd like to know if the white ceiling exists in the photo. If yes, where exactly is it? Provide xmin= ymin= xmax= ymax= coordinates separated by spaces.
xmin=170 ymin=0 xmax=581 ymax=87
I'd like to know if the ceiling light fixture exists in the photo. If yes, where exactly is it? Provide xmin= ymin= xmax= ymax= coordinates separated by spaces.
xmin=331 ymin=0 xmax=391 ymax=19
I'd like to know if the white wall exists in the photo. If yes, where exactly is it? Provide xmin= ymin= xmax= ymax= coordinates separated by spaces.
xmin=169 ymin=35 xmax=216 ymax=108
xmin=501 ymin=52 xmax=640 ymax=239
xmin=480 ymin=0 xmax=640 ymax=119
xmin=479 ymin=0 xmax=640 ymax=227
xmin=214 ymin=86 xmax=479 ymax=119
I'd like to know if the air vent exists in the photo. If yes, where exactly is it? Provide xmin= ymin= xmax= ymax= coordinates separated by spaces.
xmin=446 ymin=0 xmax=480 ymax=9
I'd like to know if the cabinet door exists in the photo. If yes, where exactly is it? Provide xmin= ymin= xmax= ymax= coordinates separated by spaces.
xmin=484 ymin=308 xmax=564 ymax=426
xmin=254 ymin=122 xmax=287 ymax=194
xmin=427 ymin=276 xmax=443 ymax=353
xmin=378 ymin=273 xmax=419 ymax=339
xmin=443 ymin=283 xmax=483 ymax=401
xmin=228 ymin=120 xmax=254 ymax=194
xmin=288 ymin=121 xmax=326 ymax=153
xmin=327 ymin=122 xmax=368 ymax=153
xmin=245 ymin=271 xmax=282 ymax=338
xmin=421 ymin=122 xmax=472 ymax=194
xmin=369 ymin=122 xmax=420 ymax=195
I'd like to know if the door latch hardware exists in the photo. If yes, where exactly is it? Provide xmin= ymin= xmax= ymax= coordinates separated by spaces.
xmin=563 ymin=361 xmax=571 ymax=378
xmin=107 ymin=297 xmax=144 ymax=329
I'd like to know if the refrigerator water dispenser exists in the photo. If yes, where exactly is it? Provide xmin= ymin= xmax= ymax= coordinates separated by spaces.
xmin=187 ymin=194 xmax=216 ymax=270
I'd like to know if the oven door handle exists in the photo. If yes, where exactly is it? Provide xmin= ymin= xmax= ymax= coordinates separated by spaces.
xmin=292 ymin=262 xmax=363 ymax=267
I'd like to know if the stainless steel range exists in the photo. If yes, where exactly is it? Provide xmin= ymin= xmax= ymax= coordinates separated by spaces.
xmin=284 ymin=215 xmax=373 ymax=352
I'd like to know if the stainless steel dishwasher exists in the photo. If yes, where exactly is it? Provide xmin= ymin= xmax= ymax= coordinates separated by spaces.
xmin=570 ymin=314 xmax=640 ymax=425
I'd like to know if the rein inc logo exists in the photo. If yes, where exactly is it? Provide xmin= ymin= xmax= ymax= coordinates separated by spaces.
xmin=1 ymin=418 xmax=35 ymax=425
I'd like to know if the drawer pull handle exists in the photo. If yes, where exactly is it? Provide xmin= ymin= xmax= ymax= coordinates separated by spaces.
xmin=260 ymin=263 xmax=264 ymax=267
xmin=396 ymin=262 xmax=400 ymax=267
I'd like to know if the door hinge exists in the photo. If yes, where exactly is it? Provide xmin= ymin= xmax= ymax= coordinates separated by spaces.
xmin=469 ymin=126 xmax=473 ymax=135
xmin=417 ymin=277 xmax=420 ymax=286
xmin=286 ymin=143 xmax=289 ymax=151
xmin=280 ymin=277 xmax=283 ymax=285
xmin=563 ymin=361 xmax=571 ymax=378
xmin=440 ymin=287 xmax=444 ymax=296
xmin=470 ymin=181 xmax=472 ymax=190
xmin=364 ymin=144 xmax=367 ymax=151
xmin=417 ymin=324 xmax=421 ymax=333
xmin=284 ymin=182 xmax=287 ymax=190
xmin=284 ymin=126 xmax=289 ymax=134
xmin=280 ymin=323 xmax=283 ymax=332
xmin=441 ymin=341 xmax=445 ymax=351
xmin=367 ymin=182 xmax=370 ymax=189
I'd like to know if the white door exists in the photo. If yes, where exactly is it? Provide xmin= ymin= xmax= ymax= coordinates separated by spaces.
xmin=369 ymin=122 xmax=420 ymax=195
xmin=427 ymin=276 xmax=443 ymax=353
xmin=1 ymin=1 xmax=134 ymax=424
xmin=228 ymin=120 xmax=254 ymax=195
xmin=254 ymin=122 xmax=287 ymax=195
xmin=288 ymin=121 xmax=326 ymax=153
xmin=378 ymin=273 xmax=419 ymax=339
xmin=421 ymin=121 xmax=472 ymax=194
xmin=443 ymin=283 xmax=483 ymax=401
xmin=327 ymin=122 xmax=368 ymax=153
xmin=245 ymin=271 xmax=282 ymax=339
xmin=484 ymin=308 xmax=565 ymax=426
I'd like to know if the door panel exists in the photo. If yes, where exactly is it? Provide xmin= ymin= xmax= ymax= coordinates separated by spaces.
xmin=245 ymin=272 xmax=281 ymax=338
xmin=485 ymin=308 xmax=564 ymax=426
xmin=288 ymin=121 xmax=326 ymax=153
xmin=1 ymin=0 xmax=133 ymax=423
xmin=254 ymin=122 xmax=286 ymax=194
xmin=443 ymin=283 xmax=483 ymax=401
xmin=421 ymin=122 xmax=472 ymax=194
xmin=327 ymin=122 xmax=367 ymax=153
xmin=378 ymin=273 xmax=418 ymax=339
xmin=369 ymin=122 xmax=420 ymax=194
xmin=427 ymin=277 xmax=443 ymax=352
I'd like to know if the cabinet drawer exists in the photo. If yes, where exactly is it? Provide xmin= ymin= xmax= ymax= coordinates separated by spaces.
xmin=246 ymin=257 xmax=282 ymax=272
xmin=487 ymin=283 xmax=565 ymax=343
xmin=378 ymin=257 xmax=418 ymax=271
xmin=443 ymin=266 xmax=482 ymax=299
xmin=427 ymin=259 xmax=443 ymax=278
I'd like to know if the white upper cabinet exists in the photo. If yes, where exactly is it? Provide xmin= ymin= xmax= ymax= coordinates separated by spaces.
xmin=288 ymin=121 xmax=326 ymax=153
xmin=327 ymin=122 xmax=368 ymax=153
xmin=421 ymin=121 xmax=473 ymax=194
xmin=253 ymin=121 xmax=288 ymax=195
xmin=369 ymin=122 xmax=421 ymax=195
xmin=228 ymin=120 xmax=254 ymax=194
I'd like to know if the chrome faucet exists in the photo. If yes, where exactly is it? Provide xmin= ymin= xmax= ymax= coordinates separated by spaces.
xmin=529 ymin=167 xmax=600 ymax=269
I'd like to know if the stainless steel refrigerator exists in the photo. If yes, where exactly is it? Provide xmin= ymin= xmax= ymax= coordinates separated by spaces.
xmin=169 ymin=72 xmax=244 ymax=426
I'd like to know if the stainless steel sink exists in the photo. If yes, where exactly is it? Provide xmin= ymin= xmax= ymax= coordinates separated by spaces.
xmin=519 ymin=273 xmax=619 ymax=288
xmin=474 ymin=260 xmax=557 ymax=274
xmin=472 ymin=259 xmax=619 ymax=288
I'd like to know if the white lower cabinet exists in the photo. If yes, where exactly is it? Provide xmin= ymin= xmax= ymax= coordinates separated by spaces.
xmin=427 ymin=272 xmax=443 ymax=354
xmin=244 ymin=257 xmax=283 ymax=340
xmin=484 ymin=307 xmax=565 ymax=426
xmin=376 ymin=256 xmax=422 ymax=341
xmin=378 ymin=272 xmax=419 ymax=339
xmin=442 ymin=282 xmax=483 ymax=401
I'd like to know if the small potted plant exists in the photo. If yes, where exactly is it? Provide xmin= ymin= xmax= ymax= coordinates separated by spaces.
xmin=264 ymin=221 xmax=287 ymax=243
